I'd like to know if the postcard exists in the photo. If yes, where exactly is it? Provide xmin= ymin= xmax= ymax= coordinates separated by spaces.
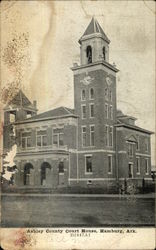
xmin=1 ymin=1 xmax=155 ymax=249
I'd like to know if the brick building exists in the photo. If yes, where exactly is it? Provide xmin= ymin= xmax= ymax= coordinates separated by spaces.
xmin=3 ymin=17 xmax=153 ymax=191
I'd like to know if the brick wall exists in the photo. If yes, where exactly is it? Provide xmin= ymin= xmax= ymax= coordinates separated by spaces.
xmin=117 ymin=127 xmax=152 ymax=179
xmin=74 ymin=68 xmax=117 ymax=151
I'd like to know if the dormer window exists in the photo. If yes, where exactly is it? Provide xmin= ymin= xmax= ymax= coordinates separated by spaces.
xmin=103 ymin=46 xmax=106 ymax=60
xmin=86 ymin=46 xmax=92 ymax=64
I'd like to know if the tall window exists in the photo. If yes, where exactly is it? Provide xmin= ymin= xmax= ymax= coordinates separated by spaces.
xmin=90 ymin=104 xmax=94 ymax=118
xmin=145 ymin=158 xmax=149 ymax=174
xmin=22 ymin=132 xmax=31 ymax=148
xmin=103 ymin=46 xmax=106 ymax=60
xmin=53 ymin=134 xmax=58 ymax=145
xmin=90 ymin=88 xmax=94 ymax=100
xmin=109 ymin=126 xmax=113 ymax=147
xmin=105 ymin=125 xmax=109 ymax=146
xmin=90 ymin=125 xmax=95 ymax=146
xmin=86 ymin=45 xmax=92 ymax=64
xmin=105 ymin=87 xmax=108 ymax=101
xmin=10 ymin=113 xmax=16 ymax=123
xmin=53 ymin=129 xmax=64 ymax=147
xmin=81 ymin=89 xmax=86 ymax=101
xmin=128 ymin=163 xmax=133 ymax=178
xmin=110 ymin=105 xmax=113 ymax=120
xmin=81 ymin=105 xmax=86 ymax=119
xmin=136 ymin=135 xmax=139 ymax=151
xmin=128 ymin=143 xmax=133 ymax=157
xmin=58 ymin=162 xmax=64 ymax=173
xmin=110 ymin=90 xmax=112 ymax=101
xmin=136 ymin=157 xmax=140 ymax=174
xmin=37 ymin=130 xmax=47 ymax=147
xmin=145 ymin=138 xmax=149 ymax=152
xmin=85 ymin=155 xmax=92 ymax=173
xmin=108 ymin=155 xmax=112 ymax=174
xmin=24 ymin=163 xmax=34 ymax=185
xmin=105 ymin=103 xmax=108 ymax=119
xmin=82 ymin=126 xmax=87 ymax=147
xmin=59 ymin=133 xmax=64 ymax=146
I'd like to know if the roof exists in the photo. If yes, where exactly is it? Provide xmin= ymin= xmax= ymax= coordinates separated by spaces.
xmin=21 ymin=106 xmax=76 ymax=122
xmin=4 ymin=90 xmax=36 ymax=111
xmin=117 ymin=110 xmax=137 ymax=121
xmin=115 ymin=123 xmax=153 ymax=135
xmin=79 ymin=17 xmax=110 ymax=44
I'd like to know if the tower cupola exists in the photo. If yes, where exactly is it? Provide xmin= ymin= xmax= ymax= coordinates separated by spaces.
xmin=79 ymin=17 xmax=110 ymax=65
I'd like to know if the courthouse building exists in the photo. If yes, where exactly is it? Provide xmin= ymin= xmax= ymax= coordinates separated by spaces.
xmin=3 ymin=18 xmax=153 ymax=191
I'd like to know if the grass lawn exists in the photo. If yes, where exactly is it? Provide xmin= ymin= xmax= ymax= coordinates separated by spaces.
xmin=1 ymin=195 xmax=154 ymax=227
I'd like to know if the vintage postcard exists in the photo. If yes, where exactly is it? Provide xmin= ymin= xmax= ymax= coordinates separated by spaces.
xmin=0 ymin=1 xmax=155 ymax=249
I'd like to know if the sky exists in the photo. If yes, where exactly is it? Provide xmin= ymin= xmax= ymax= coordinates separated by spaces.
xmin=1 ymin=0 xmax=155 ymax=165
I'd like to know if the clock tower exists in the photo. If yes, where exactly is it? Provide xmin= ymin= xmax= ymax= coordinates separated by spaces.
xmin=71 ymin=17 xmax=119 ymax=184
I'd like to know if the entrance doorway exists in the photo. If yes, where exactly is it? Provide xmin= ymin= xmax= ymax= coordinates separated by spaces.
xmin=24 ymin=163 xmax=34 ymax=185
xmin=41 ymin=162 xmax=51 ymax=186
xmin=128 ymin=163 xmax=133 ymax=178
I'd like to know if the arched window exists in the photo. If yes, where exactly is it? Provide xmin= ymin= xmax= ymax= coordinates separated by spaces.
xmin=103 ymin=47 xmax=106 ymax=60
xmin=40 ymin=162 xmax=51 ymax=185
xmin=81 ymin=89 xmax=86 ymax=100
xmin=90 ymin=88 xmax=94 ymax=100
xmin=86 ymin=46 xmax=92 ymax=64
xmin=24 ymin=163 xmax=34 ymax=185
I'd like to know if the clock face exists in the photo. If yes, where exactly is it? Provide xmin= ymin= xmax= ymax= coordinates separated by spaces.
xmin=80 ymin=75 xmax=94 ymax=86
xmin=106 ymin=76 xmax=112 ymax=86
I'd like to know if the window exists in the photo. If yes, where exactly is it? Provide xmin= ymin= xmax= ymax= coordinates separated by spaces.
xmin=24 ymin=163 xmax=34 ymax=185
xmin=86 ymin=45 xmax=92 ymax=64
xmin=81 ymin=105 xmax=86 ymax=119
xmin=37 ymin=130 xmax=47 ymax=147
xmin=128 ymin=163 xmax=133 ymax=178
xmin=10 ymin=113 xmax=16 ymax=123
xmin=21 ymin=132 xmax=31 ymax=148
xmin=145 ymin=158 xmax=149 ymax=174
xmin=110 ymin=105 xmax=113 ymax=120
xmin=110 ymin=90 xmax=112 ymax=101
xmin=105 ymin=125 xmax=109 ymax=146
xmin=90 ymin=125 xmax=95 ymax=146
xmin=109 ymin=126 xmax=113 ymax=147
xmin=145 ymin=138 xmax=149 ymax=152
xmin=128 ymin=143 xmax=133 ymax=157
xmin=136 ymin=136 xmax=139 ymax=151
xmin=53 ymin=129 xmax=64 ymax=147
xmin=103 ymin=46 xmax=106 ymax=60
xmin=90 ymin=104 xmax=94 ymax=118
xmin=82 ymin=126 xmax=87 ymax=147
xmin=81 ymin=89 xmax=86 ymax=101
xmin=105 ymin=88 xmax=108 ymax=101
xmin=59 ymin=133 xmax=64 ymax=146
xmin=105 ymin=103 xmax=108 ymax=119
xmin=90 ymin=88 xmax=94 ymax=100
xmin=136 ymin=157 xmax=140 ymax=174
xmin=108 ymin=155 xmax=112 ymax=174
xmin=53 ymin=134 xmax=58 ymax=145
xmin=85 ymin=155 xmax=92 ymax=173
xmin=58 ymin=162 xmax=64 ymax=173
